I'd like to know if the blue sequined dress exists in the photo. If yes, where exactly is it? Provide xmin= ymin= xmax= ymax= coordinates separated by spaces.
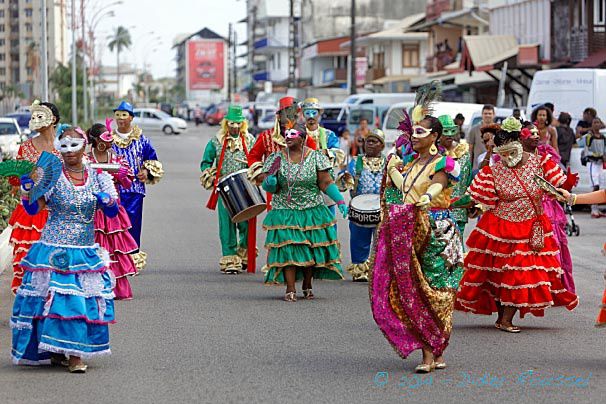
xmin=11 ymin=167 xmax=118 ymax=364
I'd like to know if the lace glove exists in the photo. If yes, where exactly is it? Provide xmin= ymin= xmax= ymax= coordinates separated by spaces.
xmin=416 ymin=183 xmax=443 ymax=207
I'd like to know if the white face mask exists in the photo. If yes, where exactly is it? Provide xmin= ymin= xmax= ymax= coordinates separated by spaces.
xmin=29 ymin=105 xmax=54 ymax=131
xmin=496 ymin=141 xmax=523 ymax=167
xmin=55 ymin=136 xmax=86 ymax=153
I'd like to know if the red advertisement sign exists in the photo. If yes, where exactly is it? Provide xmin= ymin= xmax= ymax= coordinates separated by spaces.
xmin=188 ymin=39 xmax=224 ymax=90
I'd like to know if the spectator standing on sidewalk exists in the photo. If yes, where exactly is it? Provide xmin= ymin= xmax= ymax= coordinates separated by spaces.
xmin=468 ymin=105 xmax=495 ymax=170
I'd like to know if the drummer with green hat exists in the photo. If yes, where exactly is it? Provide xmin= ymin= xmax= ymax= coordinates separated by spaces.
xmin=200 ymin=105 xmax=256 ymax=274
xmin=438 ymin=114 xmax=473 ymax=235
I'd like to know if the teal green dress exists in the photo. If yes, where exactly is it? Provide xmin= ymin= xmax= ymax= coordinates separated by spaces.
xmin=262 ymin=149 xmax=344 ymax=283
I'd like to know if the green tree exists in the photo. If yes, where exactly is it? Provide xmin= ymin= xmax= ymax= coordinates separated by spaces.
xmin=49 ymin=58 xmax=85 ymax=124
xmin=108 ymin=26 xmax=132 ymax=97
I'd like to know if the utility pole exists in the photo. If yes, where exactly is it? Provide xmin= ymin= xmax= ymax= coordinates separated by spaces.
xmin=228 ymin=23 xmax=233 ymax=102
xmin=288 ymin=0 xmax=296 ymax=88
xmin=233 ymin=29 xmax=238 ymax=98
xmin=41 ymin=0 xmax=49 ymax=101
xmin=71 ymin=0 xmax=77 ymax=124
xmin=81 ymin=0 xmax=87 ymax=122
xmin=349 ymin=0 xmax=356 ymax=95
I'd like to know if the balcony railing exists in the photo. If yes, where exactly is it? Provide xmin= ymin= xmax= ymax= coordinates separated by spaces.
xmin=365 ymin=67 xmax=386 ymax=83
xmin=425 ymin=51 xmax=456 ymax=73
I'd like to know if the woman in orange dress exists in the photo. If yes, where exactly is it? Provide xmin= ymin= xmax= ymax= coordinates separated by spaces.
xmin=7 ymin=101 xmax=61 ymax=293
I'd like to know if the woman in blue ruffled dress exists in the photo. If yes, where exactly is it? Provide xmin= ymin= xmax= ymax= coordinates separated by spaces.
xmin=11 ymin=125 xmax=120 ymax=373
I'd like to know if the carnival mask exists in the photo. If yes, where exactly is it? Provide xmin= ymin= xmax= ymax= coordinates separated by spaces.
xmin=495 ymin=141 xmax=523 ymax=167
xmin=285 ymin=129 xmax=302 ymax=139
xmin=227 ymin=121 xmax=242 ymax=129
xmin=29 ymin=103 xmax=54 ymax=131
xmin=442 ymin=126 xmax=458 ymax=137
xmin=55 ymin=136 xmax=86 ymax=153
xmin=411 ymin=125 xmax=432 ymax=139
xmin=114 ymin=110 xmax=131 ymax=120
xmin=303 ymin=109 xmax=319 ymax=119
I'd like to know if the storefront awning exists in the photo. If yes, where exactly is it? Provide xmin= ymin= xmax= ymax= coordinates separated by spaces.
xmin=454 ymin=35 xmax=519 ymax=72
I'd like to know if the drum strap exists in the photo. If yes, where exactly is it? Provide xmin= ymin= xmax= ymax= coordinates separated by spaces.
xmin=206 ymin=137 xmax=230 ymax=210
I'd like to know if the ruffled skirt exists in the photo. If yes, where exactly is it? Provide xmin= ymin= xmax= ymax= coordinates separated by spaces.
xmin=542 ymin=196 xmax=575 ymax=293
xmin=455 ymin=212 xmax=578 ymax=318
xmin=11 ymin=241 xmax=115 ymax=364
xmin=8 ymin=205 xmax=48 ymax=293
xmin=262 ymin=204 xmax=343 ymax=284
xmin=94 ymin=207 xmax=138 ymax=300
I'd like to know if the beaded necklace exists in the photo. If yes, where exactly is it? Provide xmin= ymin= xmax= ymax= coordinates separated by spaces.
xmin=400 ymin=155 xmax=436 ymax=200
xmin=63 ymin=167 xmax=96 ymax=224
xmin=285 ymin=146 xmax=307 ymax=203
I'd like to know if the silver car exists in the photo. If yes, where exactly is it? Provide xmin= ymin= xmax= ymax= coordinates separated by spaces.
xmin=0 ymin=117 xmax=24 ymax=158
xmin=133 ymin=108 xmax=187 ymax=135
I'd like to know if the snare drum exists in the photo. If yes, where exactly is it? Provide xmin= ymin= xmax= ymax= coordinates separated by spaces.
xmin=348 ymin=194 xmax=381 ymax=228
xmin=217 ymin=169 xmax=267 ymax=223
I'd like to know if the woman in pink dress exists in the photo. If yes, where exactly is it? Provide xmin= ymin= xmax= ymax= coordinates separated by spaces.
xmin=87 ymin=120 xmax=139 ymax=300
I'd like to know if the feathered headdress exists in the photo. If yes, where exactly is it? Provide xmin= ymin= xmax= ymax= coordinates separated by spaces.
xmin=411 ymin=80 xmax=442 ymax=124
xmin=55 ymin=123 xmax=70 ymax=138
xmin=100 ymin=118 xmax=114 ymax=142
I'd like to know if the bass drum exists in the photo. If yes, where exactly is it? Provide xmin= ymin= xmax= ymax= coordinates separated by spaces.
xmin=348 ymin=194 xmax=381 ymax=228
xmin=217 ymin=169 xmax=267 ymax=223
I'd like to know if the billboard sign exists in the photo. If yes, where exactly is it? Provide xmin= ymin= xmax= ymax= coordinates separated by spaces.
xmin=187 ymin=39 xmax=224 ymax=90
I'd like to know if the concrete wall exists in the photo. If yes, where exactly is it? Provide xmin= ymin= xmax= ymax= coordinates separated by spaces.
xmin=300 ymin=0 xmax=425 ymax=46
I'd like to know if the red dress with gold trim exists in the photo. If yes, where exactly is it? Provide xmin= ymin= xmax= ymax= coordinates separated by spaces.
xmin=7 ymin=140 xmax=61 ymax=293
xmin=455 ymin=153 xmax=578 ymax=318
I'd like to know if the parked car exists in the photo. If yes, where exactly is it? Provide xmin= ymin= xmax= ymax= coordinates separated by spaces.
xmin=320 ymin=103 xmax=348 ymax=136
xmin=0 ymin=117 xmax=24 ymax=158
xmin=343 ymin=92 xmax=415 ymax=106
xmin=4 ymin=112 xmax=32 ymax=136
xmin=133 ymin=108 xmax=187 ymax=135
xmin=257 ymin=112 xmax=276 ymax=132
xmin=205 ymin=103 xmax=229 ymax=126
xmin=347 ymin=104 xmax=390 ymax=135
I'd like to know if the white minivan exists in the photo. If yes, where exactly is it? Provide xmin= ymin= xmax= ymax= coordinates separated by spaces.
xmin=382 ymin=102 xmax=483 ymax=147
xmin=343 ymin=93 xmax=415 ymax=106
xmin=526 ymin=69 xmax=606 ymax=124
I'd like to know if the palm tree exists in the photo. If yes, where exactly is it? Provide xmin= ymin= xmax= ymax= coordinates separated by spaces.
xmin=108 ymin=26 xmax=132 ymax=97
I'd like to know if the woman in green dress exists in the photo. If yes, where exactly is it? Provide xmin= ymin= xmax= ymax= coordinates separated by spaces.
xmin=258 ymin=128 xmax=347 ymax=302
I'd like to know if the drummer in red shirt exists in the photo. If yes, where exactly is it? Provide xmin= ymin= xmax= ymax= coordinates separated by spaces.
xmin=200 ymin=105 xmax=256 ymax=274
xmin=247 ymin=96 xmax=317 ymax=191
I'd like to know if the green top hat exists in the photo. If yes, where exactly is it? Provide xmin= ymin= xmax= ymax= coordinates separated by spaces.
xmin=224 ymin=105 xmax=246 ymax=123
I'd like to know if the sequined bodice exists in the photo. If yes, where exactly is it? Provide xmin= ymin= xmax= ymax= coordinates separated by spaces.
xmin=491 ymin=155 xmax=543 ymax=222
xmin=41 ymin=169 xmax=102 ymax=246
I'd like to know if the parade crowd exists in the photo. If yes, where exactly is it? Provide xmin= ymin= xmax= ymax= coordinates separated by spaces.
xmin=1 ymin=81 xmax=605 ymax=374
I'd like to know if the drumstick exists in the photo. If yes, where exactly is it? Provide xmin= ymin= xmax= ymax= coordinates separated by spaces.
xmin=234 ymin=158 xmax=249 ymax=165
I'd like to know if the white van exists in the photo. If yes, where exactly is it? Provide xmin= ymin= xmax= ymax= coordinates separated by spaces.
xmin=343 ymin=93 xmax=415 ymax=106
xmin=382 ymin=101 xmax=483 ymax=146
xmin=526 ymin=69 xmax=606 ymax=124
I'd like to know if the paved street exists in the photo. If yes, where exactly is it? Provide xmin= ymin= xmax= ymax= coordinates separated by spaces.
xmin=1 ymin=124 xmax=605 ymax=404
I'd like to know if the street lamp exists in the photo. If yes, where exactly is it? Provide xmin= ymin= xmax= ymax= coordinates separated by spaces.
xmin=87 ymin=11 xmax=116 ymax=120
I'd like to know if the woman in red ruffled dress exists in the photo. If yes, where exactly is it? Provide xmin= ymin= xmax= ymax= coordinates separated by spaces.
xmin=8 ymin=101 xmax=61 ymax=293
xmin=88 ymin=121 xmax=139 ymax=300
xmin=455 ymin=117 xmax=578 ymax=333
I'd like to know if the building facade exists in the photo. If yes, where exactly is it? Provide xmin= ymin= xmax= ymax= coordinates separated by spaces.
xmin=0 ymin=0 xmax=67 ymax=99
